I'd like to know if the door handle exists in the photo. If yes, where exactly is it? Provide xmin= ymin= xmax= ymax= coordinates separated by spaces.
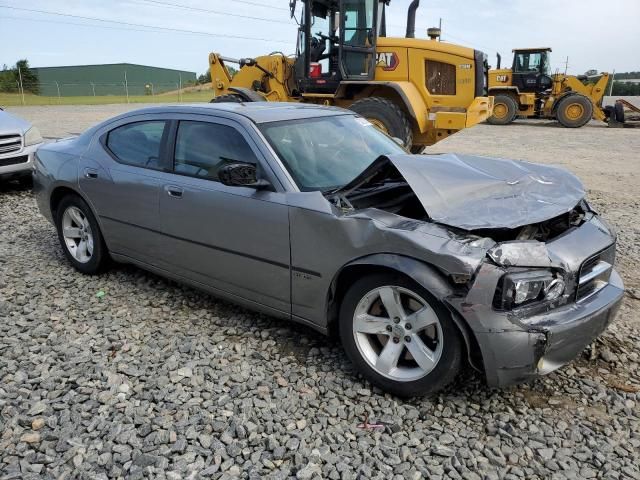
xmin=84 ymin=168 xmax=98 ymax=179
xmin=165 ymin=185 xmax=183 ymax=198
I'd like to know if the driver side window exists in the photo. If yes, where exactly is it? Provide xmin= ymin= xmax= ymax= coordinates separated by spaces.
xmin=173 ymin=121 xmax=258 ymax=181
xmin=107 ymin=121 xmax=167 ymax=170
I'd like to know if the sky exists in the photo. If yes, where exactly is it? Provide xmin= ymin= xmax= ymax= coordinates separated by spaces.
xmin=0 ymin=0 xmax=638 ymax=76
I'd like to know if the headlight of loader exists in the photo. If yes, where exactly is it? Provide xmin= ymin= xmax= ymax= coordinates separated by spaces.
xmin=24 ymin=126 xmax=43 ymax=146
xmin=493 ymin=270 xmax=565 ymax=310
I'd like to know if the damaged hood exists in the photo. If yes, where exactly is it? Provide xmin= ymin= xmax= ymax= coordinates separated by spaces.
xmin=337 ymin=153 xmax=585 ymax=231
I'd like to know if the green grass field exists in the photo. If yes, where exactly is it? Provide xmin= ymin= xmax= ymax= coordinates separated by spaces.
xmin=1 ymin=90 xmax=214 ymax=107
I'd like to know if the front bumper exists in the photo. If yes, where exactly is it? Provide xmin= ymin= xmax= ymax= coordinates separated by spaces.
xmin=470 ymin=269 xmax=624 ymax=387
xmin=0 ymin=143 xmax=40 ymax=179
xmin=432 ymin=96 xmax=493 ymax=131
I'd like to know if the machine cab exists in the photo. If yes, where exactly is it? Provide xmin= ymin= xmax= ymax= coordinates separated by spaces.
xmin=292 ymin=0 xmax=386 ymax=94
xmin=511 ymin=47 xmax=552 ymax=93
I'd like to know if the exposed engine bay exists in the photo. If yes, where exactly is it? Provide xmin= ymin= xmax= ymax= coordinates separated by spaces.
xmin=331 ymin=180 xmax=588 ymax=242
xmin=327 ymin=153 xmax=588 ymax=242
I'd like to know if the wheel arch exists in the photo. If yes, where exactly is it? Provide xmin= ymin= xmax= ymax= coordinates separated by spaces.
xmin=488 ymin=86 xmax=521 ymax=97
xmin=326 ymin=253 xmax=483 ymax=372
xmin=49 ymin=184 xmax=105 ymax=238
xmin=50 ymin=185 xmax=85 ymax=220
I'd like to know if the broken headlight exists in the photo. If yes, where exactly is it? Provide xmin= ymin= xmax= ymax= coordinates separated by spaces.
xmin=493 ymin=270 xmax=565 ymax=310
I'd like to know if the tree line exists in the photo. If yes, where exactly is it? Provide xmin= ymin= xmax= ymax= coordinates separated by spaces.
xmin=197 ymin=66 xmax=238 ymax=85
xmin=0 ymin=60 xmax=39 ymax=94
xmin=609 ymin=72 xmax=640 ymax=96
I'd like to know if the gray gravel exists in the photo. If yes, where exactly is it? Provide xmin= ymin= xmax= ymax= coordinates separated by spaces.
xmin=1 ymin=107 xmax=640 ymax=479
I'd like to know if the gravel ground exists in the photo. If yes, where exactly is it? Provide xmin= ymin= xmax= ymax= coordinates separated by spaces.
xmin=1 ymin=105 xmax=639 ymax=479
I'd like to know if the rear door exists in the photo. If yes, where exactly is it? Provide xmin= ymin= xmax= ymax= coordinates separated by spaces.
xmin=80 ymin=116 xmax=171 ymax=263
xmin=157 ymin=116 xmax=292 ymax=315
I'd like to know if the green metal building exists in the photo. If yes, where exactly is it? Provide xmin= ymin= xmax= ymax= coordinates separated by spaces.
xmin=32 ymin=63 xmax=197 ymax=97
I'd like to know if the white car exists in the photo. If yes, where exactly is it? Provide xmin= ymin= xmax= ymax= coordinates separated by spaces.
xmin=0 ymin=108 xmax=43 ymax=183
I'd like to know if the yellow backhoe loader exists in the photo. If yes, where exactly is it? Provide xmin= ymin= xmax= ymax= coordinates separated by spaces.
xmin=208 ymin=0 xmax=492 ymax=152
xmin=487 ymin=48 xmax=622 ymax=127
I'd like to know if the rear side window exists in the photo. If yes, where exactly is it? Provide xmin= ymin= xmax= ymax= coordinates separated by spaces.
xmin=425 ymin=60 xmax=457 ymax=95
xmin=173 ymin=121 xmax=258 ymax=181
xmin=107 ymin=121 xmax=166 ymax=169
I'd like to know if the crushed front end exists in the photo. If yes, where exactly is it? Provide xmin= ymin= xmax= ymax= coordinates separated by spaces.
xmin=447 ymin=210 xmax=624 ymax=387
xmin=325 ymin=153 xmax=624 ymax=387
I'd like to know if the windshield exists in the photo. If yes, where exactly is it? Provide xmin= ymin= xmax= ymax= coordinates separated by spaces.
xmin=259 ymin=114 xmax=405 ymax=191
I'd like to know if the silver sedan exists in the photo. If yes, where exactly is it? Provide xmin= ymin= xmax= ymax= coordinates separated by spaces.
xmin=0 ymin=108 xmax=43 ymax=183
xmin=33 ymin=103 xmax=624 ymax=396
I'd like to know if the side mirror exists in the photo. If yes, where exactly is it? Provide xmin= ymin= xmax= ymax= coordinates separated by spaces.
xmin=218 ymin=163 xmax=271 ymax=189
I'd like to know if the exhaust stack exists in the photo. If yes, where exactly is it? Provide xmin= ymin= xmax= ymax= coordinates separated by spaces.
xmin=406 ymin=0 xmax=420 ymax=38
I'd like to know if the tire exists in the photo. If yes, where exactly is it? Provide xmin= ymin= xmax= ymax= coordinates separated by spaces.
xmin=614 ymin=102 xmax=625 ymax=123
xmin=410 ymin=145 xmax=426 ymax=154
xmin=348 ymin=97 xmax=413 ymax=148
xmin=555 ymin=94 xmax=593 ymax=128
xmin=339 ymin=273 xmax=462 ymax=397
xmin=210 ymin=93 xmax=244 ymax=104
xmin=487 ymin=93 xmax=518 ymax=125
xmin=55 ymin=195 xmax=108 ymax=275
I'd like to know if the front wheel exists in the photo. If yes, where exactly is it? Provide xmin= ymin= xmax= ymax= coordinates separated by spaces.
xmin=339 ymin=274 xmax=462 ymax=397
xmin=555 ymin=94 xmax=593 ymax=128
xmin=55 ymin=195 xmax=108 ymax=274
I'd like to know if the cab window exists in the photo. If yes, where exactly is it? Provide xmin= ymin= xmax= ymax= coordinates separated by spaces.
xmin=514 ymin=52 xmax=550 ymax=75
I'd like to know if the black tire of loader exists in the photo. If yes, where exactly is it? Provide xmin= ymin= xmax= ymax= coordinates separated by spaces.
xmin=555 ymin=94 xmax=593 ymax=128
xmin=348 ymin=97 xmax=413 ymax=148
xmin=210 ymin=94 xmax=245 ymax=103
xmin=486 ymin=93 xmax=518 ymax=125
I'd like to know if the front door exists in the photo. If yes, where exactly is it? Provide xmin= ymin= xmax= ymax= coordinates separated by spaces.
xmin=339 ymin=0 xmax=378 ymax=80
xmin=158 ymin=117 xmax=291 ymax=315
xmin=512 ymin=50 xmax=550 ymax=93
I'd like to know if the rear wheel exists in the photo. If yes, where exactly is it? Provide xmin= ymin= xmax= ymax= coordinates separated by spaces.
xmin=210 ymin=93 xmax=244 ymax=103
xmin=487 ymin=93 xmax=518 ymax=125
xmin=348 ymin=97 xmax=413 ymax=148
xmin=339 ymin=274 xmax=462 ymax=397
xmin=614 ymin=102 xmax=625 ymax=123
xmin=555 ymin=94 xmax=593 ymax=128
xmin=55 ymin=195 xmax=108 ymax=275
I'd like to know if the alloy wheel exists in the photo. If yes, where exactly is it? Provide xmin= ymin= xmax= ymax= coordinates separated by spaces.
xmin=352 ymin=285 xmax=444 ymax=382
xmin=61 ymin=206 xmax=94 ymax=263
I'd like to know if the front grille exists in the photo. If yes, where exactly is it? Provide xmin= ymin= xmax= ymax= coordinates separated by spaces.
xmin=0 ymin=155 xmax=28 ymax=167
xmin=0 ymin=134 xmax=22 ymax=155
xmin=576 ymin=244 xmax=615 ymax=301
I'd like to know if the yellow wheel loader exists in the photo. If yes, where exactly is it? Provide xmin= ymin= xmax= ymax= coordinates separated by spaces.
xmin=487 ymin=48 xmax=621 ymax=127
xmin=208 ymin=0 xmax=492 ymax=152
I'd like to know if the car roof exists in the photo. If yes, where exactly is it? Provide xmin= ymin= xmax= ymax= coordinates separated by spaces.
xmin=117 ymin=102 xmax=352 ymax=124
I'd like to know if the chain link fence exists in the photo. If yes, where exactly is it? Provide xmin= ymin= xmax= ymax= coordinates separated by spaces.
xmin=1 ymin=80 xmax=214 ymax=106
